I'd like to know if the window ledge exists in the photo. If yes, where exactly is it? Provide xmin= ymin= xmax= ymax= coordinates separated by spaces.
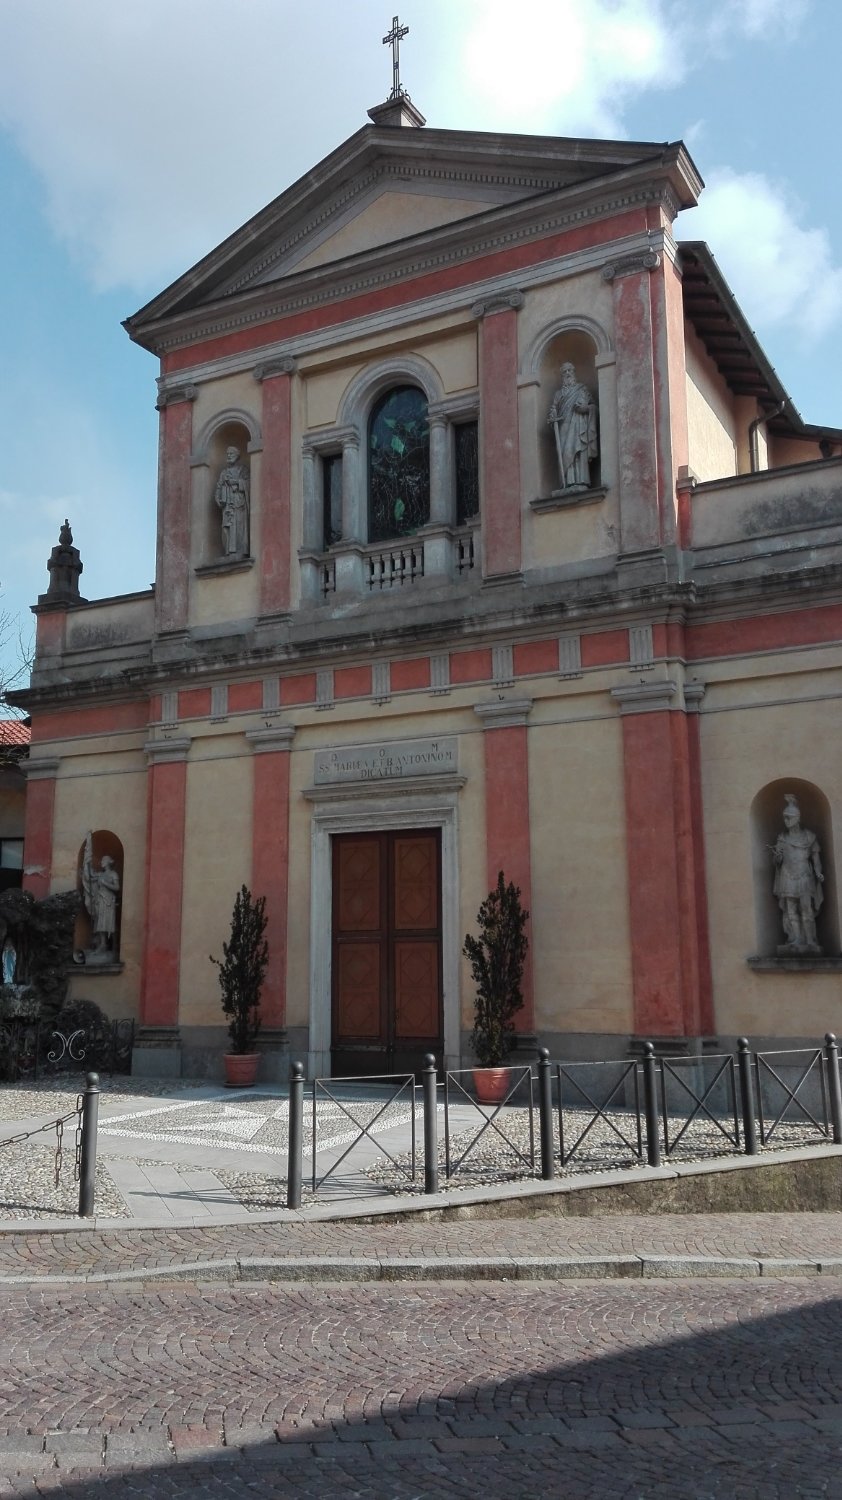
xmin=195 ymin=557 xmax=255 ymax=577
xmin=747 ymin=954 xmax=842 ymax=974
xmin=531 ymin=485 xmax=608 ymax=513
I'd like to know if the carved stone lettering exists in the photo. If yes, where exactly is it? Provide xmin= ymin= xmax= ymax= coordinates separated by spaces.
xmin=314 ymin=737 xmax=458 ymax=785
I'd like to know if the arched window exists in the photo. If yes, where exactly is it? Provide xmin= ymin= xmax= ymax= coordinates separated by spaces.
xmin=368 ymin=386 xmax=430 ymax=543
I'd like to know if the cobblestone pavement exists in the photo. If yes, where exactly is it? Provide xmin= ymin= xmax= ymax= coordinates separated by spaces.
xmin=0 ymin=1211 xmax=840 ymax=1281
xmin=0 ymin=1277 xmax=840 ymax=1496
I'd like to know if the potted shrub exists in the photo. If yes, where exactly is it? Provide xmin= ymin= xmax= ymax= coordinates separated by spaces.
xmin=211 ymin=885 xmax=268 ymax=1087
xmin=463 ymin=871 xmax=529 ymax=1103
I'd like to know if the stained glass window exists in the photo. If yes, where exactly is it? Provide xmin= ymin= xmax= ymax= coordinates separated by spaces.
xmin=454 ymin=421 xmax=479 ymax=523
xmin=368 ymin=386 xmax=430 ymax=543
xmin=322 ymin=454 xmax=342 ymax=548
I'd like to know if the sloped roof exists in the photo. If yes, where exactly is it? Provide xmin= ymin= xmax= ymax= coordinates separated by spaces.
xmin=0 ymin=719 xmax=30 ymax=748
xmin=125 ymin=122 xmax=701 ymax=354
xmin=680 ymin=242 xmax=842 ymax=443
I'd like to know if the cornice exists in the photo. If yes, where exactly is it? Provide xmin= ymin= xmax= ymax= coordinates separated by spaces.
xmin=245 ymin=725 xmax=296 ymax=753
xmin=24 ymin=757 xmax=61 ymax=781
xmin=473 ymin=697 xmax=534 ymax=728
xmin=144 ymin=736 xmax=192 ymax=764
xmin=253 ymin=356 xmax=298 ymax=382
xmin=137 ymin=172 xmax=685 ymax=357
xmin=610 ymin=681 xmax=678 ymax=714
xmin=155 ymin=383 xmax=198 ymax=409
xmin=601 ymin=249 xmax=661 ymax=281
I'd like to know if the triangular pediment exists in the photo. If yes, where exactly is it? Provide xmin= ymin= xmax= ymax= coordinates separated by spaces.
xmin=126 ymin=123 xmax=699 ymax=346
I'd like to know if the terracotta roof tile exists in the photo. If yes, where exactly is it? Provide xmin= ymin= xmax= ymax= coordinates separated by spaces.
xmin=0 ymin=719 xmax=30 ymax=747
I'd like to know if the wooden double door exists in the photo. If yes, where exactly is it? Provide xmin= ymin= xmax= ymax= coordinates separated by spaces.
xmin=331 ymin=830 xmax=443 ymax=1077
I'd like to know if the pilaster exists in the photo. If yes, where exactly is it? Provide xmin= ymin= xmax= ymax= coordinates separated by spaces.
xmin=473 ymin=293 xmax=523 ymax=581
xmin=473 ymin=698 xmax=534 ymax=1035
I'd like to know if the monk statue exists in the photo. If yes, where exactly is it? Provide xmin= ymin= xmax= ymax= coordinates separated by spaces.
xmin=214 ymin=447 xmax=250 ymax=558
xmin=548 ymin=362 xmax=598 ymax=493
xmin=772 ymin=794 xmax=824 ymax=953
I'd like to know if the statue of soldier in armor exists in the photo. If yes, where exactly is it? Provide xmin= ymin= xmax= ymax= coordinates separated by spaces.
xmin=772 ymin=794 xmax=824 ymax=953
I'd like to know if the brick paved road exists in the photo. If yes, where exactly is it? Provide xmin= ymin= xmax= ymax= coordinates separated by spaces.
xmin=0 ymin=1210 xmax=841 ymax=1280
xmin=0 ymin=1277 xmax=840 ymax=1497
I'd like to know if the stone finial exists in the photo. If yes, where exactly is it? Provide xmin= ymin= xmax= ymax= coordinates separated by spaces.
xmin=40 ymin=520 xmax=85 ymax=605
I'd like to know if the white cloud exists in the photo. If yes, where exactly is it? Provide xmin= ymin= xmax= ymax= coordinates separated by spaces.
xmin=0 ymin=0 xmax=815 ymax=295
xmin=678 ymin=168 xmax=842 ymax=343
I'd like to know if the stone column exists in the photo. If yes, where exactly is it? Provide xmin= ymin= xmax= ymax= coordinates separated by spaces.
xmin=333 ymin=435 xmax=365 ymax=594
xmin=610 ymin=680 xmax=710 ymax=1040
xmin=254 ymin=357 xmax=296 ymax=618
xmin=154 ymin=385 xmax=197 ymax=636
xmin=472 ymin=292 xmax=523 ymax=582
xmin=136 ymin=736 xmax=191 ymax=1075
xmin=245 ymin=724 xmax=296 ymax=1080
xmin=421 ymin=411 xmax=454 ymax=580
xmin=473 ymin=698 xmax=535 ymax=1041
xmin=21 ymin=758 xmax=60 ymax=900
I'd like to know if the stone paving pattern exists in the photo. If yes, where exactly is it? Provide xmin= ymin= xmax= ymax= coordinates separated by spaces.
xmin=0 ymin=1211 xmax=840 ymax=1281
xmin=0 ymin=1277 xmax=840 ymax=1495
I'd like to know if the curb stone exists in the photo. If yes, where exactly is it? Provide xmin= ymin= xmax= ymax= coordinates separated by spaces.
xmin=0 ymin=1252 xmax=833 ymax=1287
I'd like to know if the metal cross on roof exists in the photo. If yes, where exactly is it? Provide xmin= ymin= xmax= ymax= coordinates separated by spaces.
xmin=383 ymin=14 xmax=409 ymax=100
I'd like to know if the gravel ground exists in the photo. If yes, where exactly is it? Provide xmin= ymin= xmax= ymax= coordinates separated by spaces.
xmin=0 ymin=1074 xmax=216 ymax=1121
xmin=0 ymin=1141 xmax=127 ymax=1219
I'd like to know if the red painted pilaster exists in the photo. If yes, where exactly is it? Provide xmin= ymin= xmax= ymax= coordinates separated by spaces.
xmin=475 ymin=297 xmax=522 ymax=579
xmin=155 ymin=387 xmax=197 ymax=635
xmin=140 ymin=743 xmax=189 ymax=1027
xmin=474 ymin=701 xmax=534 ymax=1035
xmin=247 ymin=726 xmax=295 ymax=1030
xmin=613 ymin=683 xmax=711 ymax=1038
xmin=22 ymin=761 xmax=59 ymax=899
xmin=605 ymin=258 xmax=660 ymax=555
xmin=255 ymin=360 xmax=295 ymax=617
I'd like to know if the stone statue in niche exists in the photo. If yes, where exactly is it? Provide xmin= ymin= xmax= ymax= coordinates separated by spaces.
xmin=772 ymin=794 xmax=824 ymax=953
xmin=548 ymin=362 xmax=598 ymax=493
xmin=81 ymin=833 xmax=121 ymax=962
xmin=214 ymin=446 xmax=250 ymax=558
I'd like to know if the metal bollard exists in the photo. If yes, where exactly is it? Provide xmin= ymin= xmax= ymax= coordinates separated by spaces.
xmin=641 ymin=1043 xmax=661 ymax=1168
xmin=825 ymin=1034 xmax=842 ymax=1145
xmin=422 ymin=1053 xmax=438 ymax=1195
xmin=537 ymin=1047 xmax=554 ymax=1180
xmin=737 ymin=1038 xmax=758 ymax=1156
xmin=286 ymin=1062 xmax=305 ymax=1210
xmin=77 ymin=1071 xmax=100 ymax=1218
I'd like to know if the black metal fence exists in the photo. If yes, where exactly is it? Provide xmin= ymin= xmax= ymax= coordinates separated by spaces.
xmin=0 ymin=1018 xmax=134 ymax=1083
xmin=285 ymin=1032 xmax=842 ymax=1204
xmin=0 ymin=1071 xmax=100 ymax=1217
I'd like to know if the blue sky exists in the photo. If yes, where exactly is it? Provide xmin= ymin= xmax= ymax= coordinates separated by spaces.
xmin=1 ymin=0 xmax=839 ymax=690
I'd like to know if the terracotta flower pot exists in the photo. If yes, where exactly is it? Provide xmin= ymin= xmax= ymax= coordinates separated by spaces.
xmin=472 ymin=1066 xmax=511 ymax=1104
xmin=223 ymin=1052 xmax=259 ymax=1088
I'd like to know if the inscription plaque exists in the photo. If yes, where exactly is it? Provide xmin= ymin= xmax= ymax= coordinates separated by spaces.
xmin=314 ymin=737 xmax=458 ymax=785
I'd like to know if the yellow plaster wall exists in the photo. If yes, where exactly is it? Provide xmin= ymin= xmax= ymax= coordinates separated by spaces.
xmin=700 ymin=671 xmax=842 ymax=1037
xmin=53 ymin=752 xmax=148 ymax=1019
xmin=685 ymin=321 xmax=738 ymax=481
xmin=304 ymin=326 xmax=478 ymax=429
xmin=528 ymin=699 xmax=633 ymax=1034
xmin=178 ymin=744 xmax=253 ymax=1028
xmin=292 ymin=189 xmax=504 ymax=274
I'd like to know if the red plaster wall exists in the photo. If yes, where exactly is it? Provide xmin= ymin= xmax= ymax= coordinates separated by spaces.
xmin=686 ymin=604 xmax=842 ymax=660
xmin=163 ymin=210 xmax=648 ymax=375
xmin=335 ymin=665 xmax=372 ymax=700
xmin=178 ymin=687 xmax=212 ymax=720
xmin=482 ymin=724 xmax=534 ymax=1034
xmin=612 ymin=272 xmax=661 ymax=553
xmin=479 ymin=308 xmax=521 ymax=577
xmin=228 ymin=682 xmax=263 ymax=713
xmin=22 ymin=777 xmax=56 ymax=900
xmin=650 ymin=257 xmax=689 ymax=546
xmin=513 ymin=639 xmax=557 ymax=677
xmin=650 ymin=623 xmax=668 ymax=658
xmin=156 ymin=401 xmax=194 ymax=635
xmin=259 ymin=372 xmax=292 ymax=616
xmin=140 ymin=760 xmax=187 ymax=1027
xmin=34 ymin=610 xmax=66 ymax=659
xmin=30 ymin=701 xmax=149 ymax=743
xmin=619 ymin=710 xmax=709 ymax=1037
xmin=252 ymin=751 xmax=291 ymax=1029
xmin=390 ymin=658 xmax=430 ymax=692
xmin=450 ymin=648 xmax=492 ymax=686
xmin=280 ymin=674 xmax=316 ymax=707
xmin=580 ymin=630 xmax=629 ymax=668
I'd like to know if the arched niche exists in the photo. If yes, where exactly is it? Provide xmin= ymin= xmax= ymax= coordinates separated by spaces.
xmin=749 ymin=780 xmax=838 ymax=958
xmin=536 ymin=328 xmax=601 ymax=498
xmin=193 ymin=411 xmax=260 ymax=566
xmin=337 ymin=353 xmax=444 ymax=432
xmin=74 ymin=831 xmax=124 ymax=967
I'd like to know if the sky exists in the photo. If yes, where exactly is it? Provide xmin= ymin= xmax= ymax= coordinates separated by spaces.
xmin=0 ymin=0 xmax=839 ymax=691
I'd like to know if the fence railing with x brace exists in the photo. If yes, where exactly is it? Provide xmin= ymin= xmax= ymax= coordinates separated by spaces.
xmin=284 ymin=1033 xmax=842 ymax=1206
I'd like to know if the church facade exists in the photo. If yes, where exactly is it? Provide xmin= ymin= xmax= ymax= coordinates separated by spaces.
xmin=15 ymin=93 xmax=842 ymax=1078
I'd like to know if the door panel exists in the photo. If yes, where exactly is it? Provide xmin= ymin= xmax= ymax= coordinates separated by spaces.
xmin=332 ymin=829 xmax=442 ymax=1075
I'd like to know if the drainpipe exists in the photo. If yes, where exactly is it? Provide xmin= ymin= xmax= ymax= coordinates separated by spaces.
xmin=748 ymin=400 xmax=785 ymax=473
